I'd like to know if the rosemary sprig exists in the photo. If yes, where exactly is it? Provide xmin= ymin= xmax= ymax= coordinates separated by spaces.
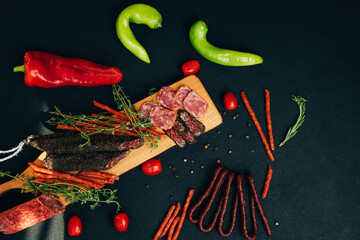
xmin=279 ymin=96 xmax=308 ymax=147
xmin=0 ymin=170 xmax=121 ymax=212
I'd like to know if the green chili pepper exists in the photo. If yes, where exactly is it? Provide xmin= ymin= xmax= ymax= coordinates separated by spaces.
xmin=189 ymin=20 xmax=263 ymax=66
xmin=116 ymin=4 xmax=162 ymax=64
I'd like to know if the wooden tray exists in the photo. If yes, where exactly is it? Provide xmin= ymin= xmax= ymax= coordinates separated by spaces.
xmin=0 ymin=75 xmax=222 ymax=205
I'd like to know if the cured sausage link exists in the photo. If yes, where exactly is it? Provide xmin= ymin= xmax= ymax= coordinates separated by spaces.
xmin=0 ymin=194 xmax=65 ymax=234
xmin=188 ymin=166 xmax=224 ymax=223
xmin=217 ymin=172 xmax=238 ymax=237
xmin=247 ymin=174 xmax=272 ymax=237
xmin=198 ymin=169 xmax=229 ymax=232
xmin=237 ymin=175 xmax=258 ymax=240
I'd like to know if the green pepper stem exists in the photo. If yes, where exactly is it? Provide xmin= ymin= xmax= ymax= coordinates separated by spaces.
xmin=13 ymin=65 xmax=25 ymax=72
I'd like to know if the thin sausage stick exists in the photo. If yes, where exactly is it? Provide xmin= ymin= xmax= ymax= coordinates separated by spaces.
xmin=188 ymin=166 xmax=224 ymax=223
xmin=241 ymin=92 xmax=274 ymax=161
xmin=237 ymin=175 xmax=258 ymax=240
xmin=261 ymin=165 xmax=273 ymax=199
xmin=198 ymin=170 xmax=229 ymax=232
xmin=76 ymin=175 xmax=114 ymax=185
xmin=247 ymin=174 xmax=272 ymax=236
xmin=77 ymin=171 xmax=119 ymax=180
xmin=153 ymin=205 xmax=176 ymax=240
xmin=28 ymin=163 xmax=103 ymax=189
xmin=217 ymin=172 xmax=238 ymax=237
xmin=265 ymin=89 xmax=275 ymax=150
xmin=167 ymin=216 xmax=180 ymax=240
xmin=172 ymin=189 xmax=195 ymax=240
xmin=93 ymin=100 xmax=128 ymax=119
xmin=33 ymin=178 xmax=92 ymax=189
xmin=160 ymin=202 xmax=181 ymax=237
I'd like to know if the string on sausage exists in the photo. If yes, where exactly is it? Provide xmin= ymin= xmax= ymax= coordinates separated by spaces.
xmin=237 ymin=175 xmax=258 ymax=240
xmin=217 ymin=172 xmax=238 ymax=237
xmin=188 ymin=166 xmax=224 ymax=223
xmin=247 ymin=174 xmax=272 ymax=236
xmin=198 ymin=169 xmax=229 ymax=232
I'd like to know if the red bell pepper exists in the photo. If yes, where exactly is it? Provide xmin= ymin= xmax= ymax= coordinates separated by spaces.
xmin=14 ymin=51 xmax=123 ymax=88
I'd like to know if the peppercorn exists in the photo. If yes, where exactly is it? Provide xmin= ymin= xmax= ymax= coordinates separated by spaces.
xmin=247 ymin=122 xmax=251 ymax=126
xmin=235 ymin=113 xmax=239 ymax=117
xmin=251 ymin=149 xmax=255 ymax=153
xmin=275 ymin=222 xmax=279 ymax=226
xmin=228 ymin=150 xmax=232 ymax=154
xmin=232 ymin=116 xmax=237 ymax=120
xmin=184 ymin=158 xmax=187 ymax=162
xmin=245 ymin=135 xmax=250 ymax=139
xmin=201 ymin=164 xmax=204 ymax=168
xmin=191 ymin=159 xmax=195 ymax=163
xmin=217 ymin=130 xmax=221 ymax=134
xmin=213 ymin=146 xmax=218 ymax=152
xmin=168 ymin=165 xmax=172 ymax=169
xmin=228 ymin=134 xmax=232 ymax=138
xmin=170 ymin=196 xmax=174 ymax=200
xmin=190 ymin=170 xmax=194 ymax=174
xmin=204 ymin=144 xmax=209 ymax=149
xmin=172 ymin=166 xmax=176 ymax=170
xmin=145 ymin=184 xmax=150 ymax=189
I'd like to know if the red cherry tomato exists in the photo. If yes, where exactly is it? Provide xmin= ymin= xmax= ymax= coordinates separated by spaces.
xmin=223 ymin=92 xmax=238 ymax=110
xmin=181 ymin=60 xmax=200 ymax=76
xmin=67 ymin=215 xmax=82 ymax=236
xmin=141 ymin=159 xmax=162 ymax=176
xmin=114 ymin=213 xmax=129 ymax=232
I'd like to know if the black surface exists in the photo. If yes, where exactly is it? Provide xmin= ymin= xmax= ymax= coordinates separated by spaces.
xmin=0 ymin=0 xmax=359 ymax=239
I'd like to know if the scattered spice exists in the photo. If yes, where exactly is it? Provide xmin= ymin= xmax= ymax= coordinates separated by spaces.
xmin=228 ymin=134 xmax=232 ymax=138
xmin=168 ymin=165 xmax=172 ymax=169
xmin=235 ymin=113 xmax=239 ymax=117
xmin=191 ymin=159 xmax=195 ymax=163
xmin=247 ymin=122 xmax=251 ymax=126
xmin=172 ymin=166 xmax=176 ymax=171
xmin=201 ymin=164 xmax=204 ymax=168
xmin=217 ymin=159 xmax=221 ymax=164
xmin=245 ymin=135 xmax=250 ymax=139
xmin=145 ymin=184 xmax=150 ymax=189
xmin=228 ymin=150 xmax=232 ymax=154
xmin=251 ymin=149 xmax=255 ymax=153
xmin=204 ymin=144 xmax=209 ymax=149
xmin=217 ymin=130 xmax=221 ymax=134
xmin=232 ymin=116 xmax=237 ymax=120
xmin=183 ymin=158 xmax=187 ymax=162
xmin=213 ymin=146 xmax=218 ymax=152
xmin=190 ymin=170 xmax=194 ymax=174
xmin=275 ymin=222 xmax=279 ymax=226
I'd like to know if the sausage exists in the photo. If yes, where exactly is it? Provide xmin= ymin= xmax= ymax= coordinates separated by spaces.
xmin=183 ymin=91 xmax=209 ymax=118
xmin=149 ymin=106 xmax=177 ymax=130
xmin=198 ymin=169 xmax=229 ymax=232
xmin=139 ymin=101 xmax=157 ymax=119
xmin=178 ymin=110 xmax=205 ymax=137
xmin=217 ymin=172 xmax=238 ymax=237
xmin=188 ymin=166 xmax=224 ymax=223
xmin=163 ymin=128 xmax=186 ymax=148
xmin=157 ymin=86 xmax=181 ymax=110
xmin=0 ymin=194 xmax=65 ymax=234
xmin=237 ymin=175 xmax=258 ymax=240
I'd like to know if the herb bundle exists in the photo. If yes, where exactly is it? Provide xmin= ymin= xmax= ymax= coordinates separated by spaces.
xmin=46 ymin=84 xmax=162 ymax=151
xmin=279 ymin=96 xmax=308 ymax=147
xmin=0 ymin=170 xmax=120 ymax=212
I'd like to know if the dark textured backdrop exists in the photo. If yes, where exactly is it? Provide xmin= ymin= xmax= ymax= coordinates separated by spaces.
xmin=0 ymin=0 xmax=359 ymax=239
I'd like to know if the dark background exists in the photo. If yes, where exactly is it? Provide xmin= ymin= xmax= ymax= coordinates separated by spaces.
xmin=0 ymin=0 xmax=359 ymax=239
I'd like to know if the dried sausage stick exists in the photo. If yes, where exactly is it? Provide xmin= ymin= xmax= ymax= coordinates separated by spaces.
xmin=247 ymin=174 xmax=272 ymax=236
xmin=237 ymin=174 xmax=258 ymax=240
xmin=198 ymin=169 xmax=229 ymax=232
xmin=153 ymin=205 xmax=176 ymax=240
xmin=217 ymin=172 xmax=238 ymax=237
xmin=160 ymin=202 xmax=181 ymax=237
xmin=188 ymin=166 xmax=224 ymax=223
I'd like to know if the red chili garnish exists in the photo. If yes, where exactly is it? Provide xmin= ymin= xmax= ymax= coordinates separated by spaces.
xmin=14 ymin=51 xmax=122 ymax=88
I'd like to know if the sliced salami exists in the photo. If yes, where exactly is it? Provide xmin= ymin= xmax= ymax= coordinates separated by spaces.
xmin=149 ymin=106 xmax=177 ymax=130
xmin=183 ymin=91 xmax=209 ymax=118
xmin=173 ymin=117 xmax=187 ymax=135
xmin=182 ymin=131 xmax=197 ymax=144
xmin=157 ymin=86 xmax=181 ymax=110
xmin=0 ymin=194 xmax=65 ymax=234
xmin=179 ymin=110 xmax=205 ymax=137
xmin=139 ymin=101 xmax=157 ymax=119
xmin=173 ymin=85 xmax=192 ymax=106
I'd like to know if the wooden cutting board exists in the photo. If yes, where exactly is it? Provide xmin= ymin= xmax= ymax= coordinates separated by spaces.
xmin=0 ymin=75 xmax=222 ymax=205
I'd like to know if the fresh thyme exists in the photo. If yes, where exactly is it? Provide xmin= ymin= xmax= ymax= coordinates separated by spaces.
xmin=279 ymin=96 xmax=308 ymax=147
xmin=0 ymin=170 xmax=121 ymax=212
xmin=112 ymin=84 xmax=160 ymax=150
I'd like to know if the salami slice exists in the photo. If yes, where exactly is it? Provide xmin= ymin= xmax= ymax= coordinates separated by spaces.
xmin=179 ymin=110 xmax=205 ymax=137
xmin=157 ymin=86 xmax=181 ymax=110
xmin=164 ymin=128 xmax=186 ymax=148
xmin=149 ymin=106 xmax=177 ymax=130
xmin=139 ymin=101 xmax=157 ymax=119
xmin=0 ymin=194 xmax=65 ymax=234
xmin=173 ymin=85 xmax=192 ymax=106
xmin=183 ymin=91 xmax=209 ymax=118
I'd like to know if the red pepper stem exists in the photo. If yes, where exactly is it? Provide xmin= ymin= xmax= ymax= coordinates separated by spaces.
xmin=13 ymin=65 xmax=25 ymax=73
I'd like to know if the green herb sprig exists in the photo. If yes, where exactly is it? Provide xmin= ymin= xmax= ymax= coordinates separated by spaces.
xmin=279 ymin=96 xmax=308 ymax=147
xmin=0 ymin=170 xmax=120 ymax=212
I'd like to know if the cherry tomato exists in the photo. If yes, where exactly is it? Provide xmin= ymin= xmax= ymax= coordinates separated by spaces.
xmin=141 ymin=159 xmax=162 ymax=176
xmin=114 ymin=213 xmax=129 ymax=232
xmin=223 ymin=92 xmax=238 ymax=110
xmin=181 ymin=60 xmax=200 ymax=76
xmin=67 ymin=215 xmax=82 ymax=236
